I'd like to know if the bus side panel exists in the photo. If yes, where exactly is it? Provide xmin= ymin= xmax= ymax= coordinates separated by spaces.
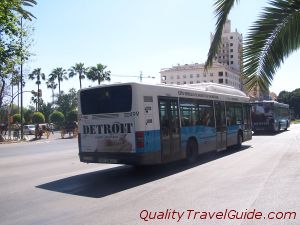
xmin=181 ymin=126 xmax=216 ymax=154
xmin=226 ymin=125 xmax=240 ymax=146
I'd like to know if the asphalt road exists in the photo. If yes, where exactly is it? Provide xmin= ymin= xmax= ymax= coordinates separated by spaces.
xmin=0 ymin=125 xmax=300 ymax=225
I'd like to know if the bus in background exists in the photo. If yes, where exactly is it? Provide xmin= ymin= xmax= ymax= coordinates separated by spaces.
xmin=251 ymin=101 xmax=290 ymax=133
xmin=78 ymin=82 xmax=252 ymax=165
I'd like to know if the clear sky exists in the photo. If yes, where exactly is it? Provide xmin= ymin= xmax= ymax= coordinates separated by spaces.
xmin=21 ymin=0 xmax=300 ymax=106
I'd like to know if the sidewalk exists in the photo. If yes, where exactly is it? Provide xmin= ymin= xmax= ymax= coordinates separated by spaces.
xmin=0 ymin=131 xmax=77 ymax=144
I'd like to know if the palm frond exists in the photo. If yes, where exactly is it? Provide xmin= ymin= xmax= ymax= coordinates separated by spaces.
xmin=243 ymin=0 xmax=300 ymax=92
xmin=205 ymin=0 xmax=239 ymax=69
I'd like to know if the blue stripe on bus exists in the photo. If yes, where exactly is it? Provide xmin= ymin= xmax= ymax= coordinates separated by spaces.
xmin=136 ymin=130 xmax=161 ymax=153
xmin=180 ymin=126 xmax=216 ymax=149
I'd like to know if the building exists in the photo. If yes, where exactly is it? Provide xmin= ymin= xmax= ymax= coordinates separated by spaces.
xmin=160 ymin=20 xmax=243 ymax=90
xmin=212 ymin=20 xmax=243 ymax=73
xmin=160 ymin=62 xmax=242 ymax=90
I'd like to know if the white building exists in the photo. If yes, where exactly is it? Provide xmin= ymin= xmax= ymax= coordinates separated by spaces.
xmin=212 ymin=20 xmax=243 ymax=73
xmin=160 ymin=20 xmax=243 ymax=90
xmin=160 ymin=62 xmax=242 ymax=90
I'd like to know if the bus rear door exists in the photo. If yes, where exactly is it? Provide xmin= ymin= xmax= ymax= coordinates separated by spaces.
xmin=214 ymin=101 xmax=227 ymax=151
xmin=158 ymin=98 xmax=181 ymax=163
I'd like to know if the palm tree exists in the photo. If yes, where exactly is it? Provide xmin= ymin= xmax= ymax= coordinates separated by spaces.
xmin=86 ymin=64 xmax=111 ymax=85
xmin=46 ymin=79 xmax=57 ymax=104
xmin=48 ymin=67 xmax=68 ymax=95
xmin=28 ymin=68 xmax=45 ymax=111
xmin=69 ymin=63 xmax=86 ymax=89
xmin=205 ymin=0 xmax=300 ymax=92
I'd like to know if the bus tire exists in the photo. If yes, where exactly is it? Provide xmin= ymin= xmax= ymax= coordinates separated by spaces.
xmin=186 ymin=139 xmax=198 ymax=164
xmin=285 ymin=121 xmax=288 ymax=131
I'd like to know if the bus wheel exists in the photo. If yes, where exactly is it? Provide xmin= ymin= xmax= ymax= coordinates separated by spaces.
xmin=285 ymin=121 xmax=288 ymax=131
xmin=186 ymin=139 xmax=198 ymax=164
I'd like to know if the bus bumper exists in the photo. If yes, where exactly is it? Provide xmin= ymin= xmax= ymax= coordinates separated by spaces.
xmin=79 ymin=151 xmax=162 ymax=165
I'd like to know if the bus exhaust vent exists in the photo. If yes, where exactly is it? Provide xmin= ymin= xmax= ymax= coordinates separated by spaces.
xmin=92 ymin=114 xmax=119 ymax=119
xmin=144 ymin=96 xmax=153 ymax=102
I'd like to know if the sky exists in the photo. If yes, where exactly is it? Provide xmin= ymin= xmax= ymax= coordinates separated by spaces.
xmin=20 ymin=0 xmax=300 ymax=107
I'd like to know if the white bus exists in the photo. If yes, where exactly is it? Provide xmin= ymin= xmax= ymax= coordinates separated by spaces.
xmin=78 ymin=82 xmax=252 ymax=165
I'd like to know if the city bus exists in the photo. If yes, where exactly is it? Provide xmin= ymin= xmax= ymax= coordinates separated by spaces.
xmin=78 ymin=82 xmax=252 ymax=165
xmin=251 ymin=100 xmax=290 ymax=133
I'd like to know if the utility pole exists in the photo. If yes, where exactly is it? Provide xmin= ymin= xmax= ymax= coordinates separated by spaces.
xmin=20 ymin=17 xmax=24 ymax=140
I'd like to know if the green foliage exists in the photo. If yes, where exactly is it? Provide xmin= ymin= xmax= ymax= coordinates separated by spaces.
xmin=278 ymin=88 xmax=300 ymax=118
xmin=24 ymin=106 xmax=34 ymax=124
xmin=69 ymin=63 xmax=86 ymax=89
xmin=86 ymin=64 xmax=111 ymax=85
xmin=49 ymin=67 xmax=68 ymax=94
xmin=0 ymin=0 xmax=36 ymax=108
xmin=206 ymin=0 xmax=300 ymax=92
xmin=66 ymin=109 xmax=78 ymax=123
xmin=49 ymin=111 xmax=65 ymax=126
xmin=40 ymin=102 xmax=53 ymax=123
xmin=12 ymin=113 xmax=21 ymax=123
xmin=32 ymin=112 xmax=45 ymax=124
xmin=55 ymin=88 xmax=77 ymax=118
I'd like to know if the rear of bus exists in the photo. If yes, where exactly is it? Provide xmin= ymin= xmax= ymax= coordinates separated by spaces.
xmin=78 ymin=83 xmax=161 ymax=165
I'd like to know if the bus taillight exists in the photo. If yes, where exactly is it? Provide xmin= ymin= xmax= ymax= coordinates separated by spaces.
xmin=135 ymin=131 xmax=144 ymax=148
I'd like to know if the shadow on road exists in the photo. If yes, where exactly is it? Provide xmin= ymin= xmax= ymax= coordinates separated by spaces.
xmin=253 ymin=129 xmax=290 ymax=136
xmin=36 ymin=145 xmax=251 ymax=198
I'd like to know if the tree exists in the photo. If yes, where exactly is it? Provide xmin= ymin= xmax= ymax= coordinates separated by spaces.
xmin=86 ymin=64 xmax=111 ymax=85
xmin=66 ymin=109 xmax=78 ymax=123
xmin=0 ymin=0 xmax=36 ymax=109
xmin=48 ymin=67 xmax=68 ymax=95
xmin=69 ymin=63 xmax=86 ymax=89
xmin=28 ymin=68 xmax=45 ymax=111
xmin=46 ymin=79 xmax=57 ymax=104
xmin=40 ymin=102 xmax=53 ymax=123
xmin=55 ymin=88 xmax=77 ymax=118
xmin=32 ymin=112 xmax=45 ymax=124
xmin=12 ymin=113 xmax=21 ymax=123
xmin=206 ymin=0 xmax=300 ymax=92
xmin=49 ymin=111 xmax=65 ymax=127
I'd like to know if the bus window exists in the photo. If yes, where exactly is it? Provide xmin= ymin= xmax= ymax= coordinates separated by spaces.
xmin=80 ymin=85 xmax=132 ymax=114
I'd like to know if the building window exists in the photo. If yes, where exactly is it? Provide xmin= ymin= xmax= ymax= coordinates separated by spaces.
xmin=225 ymin=79 xmax=228 ymax=84
xmin=197 ymin=74 xmax=200 ymax=78
xmin=231 ymin=61 xmax=233 ymax=64
xmin=183 ymin=74 xmax=186 ymax=78
xmin=177 ymin=82 xmax=180 ymax=85
xmin=219 ymin=79 xmax=224 ymax=84
xmin=210 ymin=73 xmax=213 ymax=76
xmin=203 ymin=74 xmax=207 ymax=77
xmin=230 ymin=43 xmax=233 ymax=46
xmin=230 ymin=36 xmax=233 ymax=39
xmin=225 ymin=72 xmax=228 ymax=77
xmin=197 ymin=81 xmax=200 ymax=83
xmin=230 ymin=55 xmax=233 ymax=58
xmin=218 ymin=72 xmax=223 ymax=76
xmin=230 ymin=49 xmax=233 ymax=52
xmin=190 ymin=81 xmax=193 ymax=84
xmin=190 ymin=74 xmax=193 ymax=78
xmin=162 ymin=76 xmax=166 ymax=81
xmin=183 ymin=81 xmax=186 ymax=84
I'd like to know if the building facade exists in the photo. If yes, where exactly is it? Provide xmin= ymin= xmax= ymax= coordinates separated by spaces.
xmin=160 ymin=63 xmax=242 ymax=90
xmin=160 ymin=20 xmax=243 ymax=90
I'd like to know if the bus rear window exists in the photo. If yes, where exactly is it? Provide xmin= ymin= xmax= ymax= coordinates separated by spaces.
xmin=80 ymin=85 xmax=132 ymax=114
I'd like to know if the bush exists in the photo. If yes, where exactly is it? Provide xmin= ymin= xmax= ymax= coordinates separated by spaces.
xmin=49 ymin=111 xmax=65 ymax=126
xmin=12 ymin=114 xmax=23 ymax=123
xmin=32 ymin=112 xmax=45 ymax=124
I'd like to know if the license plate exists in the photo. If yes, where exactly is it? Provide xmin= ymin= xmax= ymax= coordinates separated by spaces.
xmin=98 ymin=158 xmax=118 ymax=164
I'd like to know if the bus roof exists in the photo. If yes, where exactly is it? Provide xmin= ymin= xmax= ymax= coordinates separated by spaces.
xmin=79 ymin=82 xmax=249 ymax=101
xmin=251 ymin=100 xmax=289 ymax=108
